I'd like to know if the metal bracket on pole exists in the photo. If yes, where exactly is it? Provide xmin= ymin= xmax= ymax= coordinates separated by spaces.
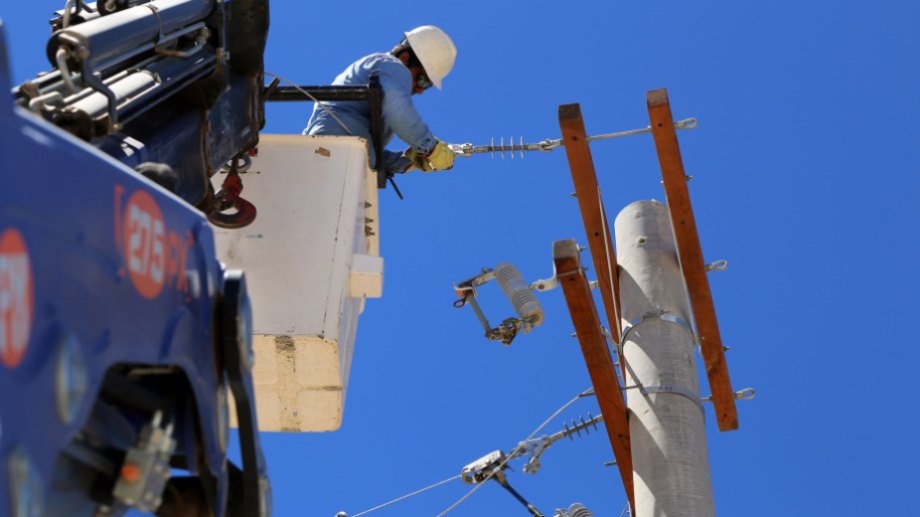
xmin=618 ymin=310 xmax=697 ymax=354
xmin=632 ymin=384 xmax=706 ymax=415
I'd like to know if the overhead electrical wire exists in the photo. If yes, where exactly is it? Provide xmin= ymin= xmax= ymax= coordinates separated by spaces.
xmin=347 ymin=475 xmax=461 ymax=517
xmin=340 ymin=387 xmax=596 ymax=517
xmin=434 ymin=387 xmax=596 ymax=517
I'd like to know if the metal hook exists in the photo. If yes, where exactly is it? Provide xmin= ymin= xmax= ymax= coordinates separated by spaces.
xmin=705 ymin=259 xmax=728 ymax=272
xmin=208 ymin=160 xmax=257 ymax=228
xmin=675 ymin=117 xmax=698 ymax=130
xmin=735 ymin=387 xmax=756 ymax=401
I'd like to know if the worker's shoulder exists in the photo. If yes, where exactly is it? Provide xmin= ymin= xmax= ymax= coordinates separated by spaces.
xmin=357 ymin=52 xmax=405 ymax=71
xmin=349 ymin=53 xmax=411 ymax=89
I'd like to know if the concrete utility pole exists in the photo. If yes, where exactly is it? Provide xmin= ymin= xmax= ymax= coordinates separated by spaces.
xmin=615 ymin=200 xmax=715 ymax=517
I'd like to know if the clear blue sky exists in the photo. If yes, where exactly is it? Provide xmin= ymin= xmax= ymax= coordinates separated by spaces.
xmin=3 ymin=1 xmax=920 ymax=515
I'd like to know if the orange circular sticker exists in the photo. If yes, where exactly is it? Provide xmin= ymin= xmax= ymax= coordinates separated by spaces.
xmin=0 ymin=228 xmax=34 ymax=368
xmin=123 ymin=190 xmax=166 ymax=299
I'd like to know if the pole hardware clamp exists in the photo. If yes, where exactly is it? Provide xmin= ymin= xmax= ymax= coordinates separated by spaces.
xmin=618 ymin=309 xmax=697 ymax=352
xmin=623 ymin=383 xmax=706 ymax=414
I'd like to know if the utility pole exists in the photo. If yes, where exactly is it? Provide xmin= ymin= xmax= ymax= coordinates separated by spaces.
xmin=550 ymin=91 xmax=740 ymax=515
xmin=615 ymin=200 xmax=715 ymax=516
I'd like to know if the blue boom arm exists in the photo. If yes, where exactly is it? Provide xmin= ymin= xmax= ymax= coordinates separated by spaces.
xmin=0 ymin=1 xmax=271 ymax=515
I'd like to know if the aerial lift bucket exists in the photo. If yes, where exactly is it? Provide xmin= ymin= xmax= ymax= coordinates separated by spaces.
xmin=212 ymin=134 xmax=383 ymax=432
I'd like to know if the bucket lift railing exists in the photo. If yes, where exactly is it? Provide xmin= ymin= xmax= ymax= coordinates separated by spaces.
xmin=263 ymin=76 xmax=389 ymax=190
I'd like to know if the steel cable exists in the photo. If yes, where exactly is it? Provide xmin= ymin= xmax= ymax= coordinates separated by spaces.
xmin=347 ymin=475 xmax=462 ymax=517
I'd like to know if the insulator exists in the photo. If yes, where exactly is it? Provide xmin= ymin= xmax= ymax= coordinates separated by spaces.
xmin=567 ymin=503 xmax=594 ymax=517
xmin=494 ymin=263 xmax=543 ymax=328
xmin=554 ymin=503 xmax=594 ymax=517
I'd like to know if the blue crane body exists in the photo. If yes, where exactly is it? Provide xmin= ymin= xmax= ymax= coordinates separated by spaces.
xmin=0 ymin=1 xmax=272 ymax=515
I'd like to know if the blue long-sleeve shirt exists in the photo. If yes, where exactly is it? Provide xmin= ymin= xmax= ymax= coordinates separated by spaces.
xmin=304 ymin=53 xmax=436 ymax=173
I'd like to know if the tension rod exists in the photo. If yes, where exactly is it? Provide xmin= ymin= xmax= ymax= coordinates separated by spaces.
xmin=449 ymin=118 xmax=698 ymax=159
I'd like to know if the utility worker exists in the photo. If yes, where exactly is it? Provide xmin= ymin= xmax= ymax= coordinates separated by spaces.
xmin=304 ymin=25 xmax=457 ymax=175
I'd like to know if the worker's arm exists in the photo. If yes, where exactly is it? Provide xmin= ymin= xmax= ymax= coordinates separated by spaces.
xmin=375 ymin=60 xmax=436 ymax=154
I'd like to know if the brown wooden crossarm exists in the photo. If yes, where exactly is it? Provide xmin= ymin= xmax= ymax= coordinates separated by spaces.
xmin=558 ymin=103 xmax=624 ymax=360
xmin=646 ymin=89 xmax=739 ymax=431
xmin=553 ymin=240 xmax=635 ymax=512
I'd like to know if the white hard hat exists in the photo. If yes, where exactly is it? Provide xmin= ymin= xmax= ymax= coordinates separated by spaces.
xmin=404 ymin=25 xmax=457 ymax=90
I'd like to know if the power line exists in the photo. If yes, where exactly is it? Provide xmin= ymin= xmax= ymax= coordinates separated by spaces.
xmin=345 ymin=475 xmax=462 ymax=517
xmin=434 ymin=387 xmax=595 ymax=517
xmin=338 ymin=386 xmax=595 ymax=517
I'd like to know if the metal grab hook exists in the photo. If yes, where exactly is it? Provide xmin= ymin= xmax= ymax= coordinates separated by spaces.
xmin=208 ymin=157 xmax=257 ymax=229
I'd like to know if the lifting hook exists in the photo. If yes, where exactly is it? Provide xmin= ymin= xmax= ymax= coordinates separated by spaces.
xmin=208 ymin=156 xmax=257 ymax=229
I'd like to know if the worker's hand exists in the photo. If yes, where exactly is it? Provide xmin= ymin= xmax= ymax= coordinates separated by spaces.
xmin=424 ymin=140 xmax=455 ymax=171
xmin=403 ymin=148 xmax=433 ymax=172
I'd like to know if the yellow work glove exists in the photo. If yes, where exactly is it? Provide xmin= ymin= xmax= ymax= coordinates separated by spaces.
xmin=423 ymin=140 xmax=455 ymax=171
xmin=403 ymin=148 xmax=433 ymax=172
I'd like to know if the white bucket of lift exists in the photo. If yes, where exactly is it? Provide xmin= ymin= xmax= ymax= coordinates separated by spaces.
xmin=212 ymin=134 xmax=383 ymax=432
